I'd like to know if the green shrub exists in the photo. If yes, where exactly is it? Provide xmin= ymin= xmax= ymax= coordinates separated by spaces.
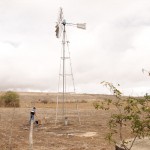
xmin=2 ymin=91 xmax=20 ymax=107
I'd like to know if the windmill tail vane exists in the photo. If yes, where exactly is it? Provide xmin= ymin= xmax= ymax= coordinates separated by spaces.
xmin=77 ymin=23 xmax=86 ymax=29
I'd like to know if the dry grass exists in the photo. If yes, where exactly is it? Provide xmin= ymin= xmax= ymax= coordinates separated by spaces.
xmin=0 ymin=92 xmax=131 ymax=150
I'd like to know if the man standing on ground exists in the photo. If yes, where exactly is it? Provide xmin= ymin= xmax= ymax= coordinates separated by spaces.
xmin=30 ymin=107 xmax=36 ymax=123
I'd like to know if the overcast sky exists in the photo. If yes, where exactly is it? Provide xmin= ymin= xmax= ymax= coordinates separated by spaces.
xmin=0 ymin=0 xmax=150 ymax=96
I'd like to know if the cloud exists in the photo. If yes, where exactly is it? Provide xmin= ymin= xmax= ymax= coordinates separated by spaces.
xmin=0 ymin=0 xmax=150 ymax=95
xmin=3 ymin=41 xmax=21 ymax=48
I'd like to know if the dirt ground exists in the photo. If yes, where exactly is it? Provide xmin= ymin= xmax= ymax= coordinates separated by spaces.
xmin=0 ymin=93 xmax=130 ymax=150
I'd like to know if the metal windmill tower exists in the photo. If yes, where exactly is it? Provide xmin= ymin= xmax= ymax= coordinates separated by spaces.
xmin=55 ymin=7 xmax=86 ymax=125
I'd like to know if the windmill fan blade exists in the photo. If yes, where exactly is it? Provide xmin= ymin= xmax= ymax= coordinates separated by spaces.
xmin=55 ymin=24 xmax=59 ymax=38
xmin=55 ymin=7 xmax=64 ymax=38
xmin=142 ymin=68 xmax=150 ymax=76
xmin=77 ymin=23 xmax=86 ymax=29
xmin=55 ymin=23 xmax=63 ymax=38
xmin=142 ymin=68 xmax=144 ymax=73
xmin=58 ymin=7 xmax=63 ymax=23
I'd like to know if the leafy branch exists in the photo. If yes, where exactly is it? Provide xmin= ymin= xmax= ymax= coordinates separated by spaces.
xmin=94 ymin=81 xmax=150 ymax=150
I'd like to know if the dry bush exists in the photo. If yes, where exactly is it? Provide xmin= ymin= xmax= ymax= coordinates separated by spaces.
xmin=1 ymin=91 xmax=20 ymax=107
xmin=0 ymin=97 xmax=5 ymax=107
xmin=80 ymin=100 xmax=88 ymax=103
xmin=41 ymin=99 xmax=48 ymax=104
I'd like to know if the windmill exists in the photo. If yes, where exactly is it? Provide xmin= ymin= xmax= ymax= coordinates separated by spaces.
xmin=55 ymin=7 xmax=86 ymax=125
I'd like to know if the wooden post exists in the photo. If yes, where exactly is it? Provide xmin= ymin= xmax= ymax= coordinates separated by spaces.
xmin=29 ymin=120 xmax=33 ymax=150
xmin=9 ymin=107 xmax=15 ymax=150
xmin=64 ymin=117 xmax=68 ymax=126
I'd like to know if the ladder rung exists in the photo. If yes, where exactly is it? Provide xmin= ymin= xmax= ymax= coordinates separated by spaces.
xmin=59 ymin=74 xmax=72 ymax=76
xmin=61 ymin=57 xmax=70 ymax=59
